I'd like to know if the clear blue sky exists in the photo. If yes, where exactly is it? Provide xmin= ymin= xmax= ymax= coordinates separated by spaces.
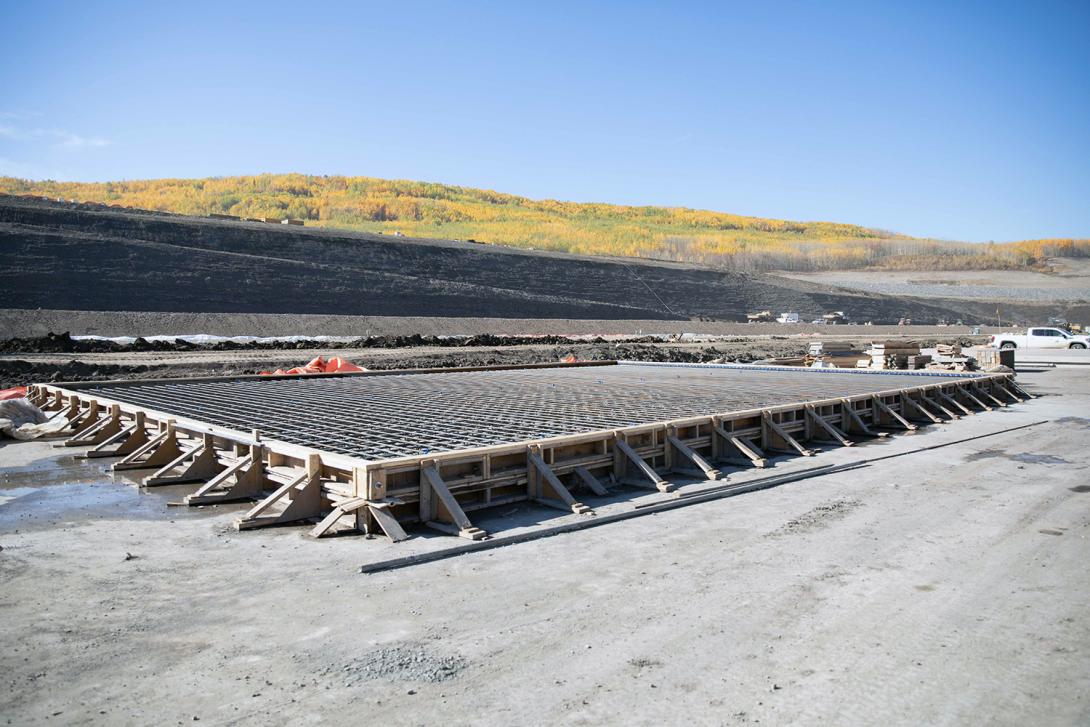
xmin=1 ymin=0 xmax=1087 ymax=241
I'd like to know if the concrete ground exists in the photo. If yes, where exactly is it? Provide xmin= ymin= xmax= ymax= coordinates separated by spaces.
xmin=1 ymin=368 xmax=1088 ymax=726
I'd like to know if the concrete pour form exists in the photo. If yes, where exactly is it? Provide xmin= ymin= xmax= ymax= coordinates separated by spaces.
xmin=28 ymin=361 xmax=1030 ymax=543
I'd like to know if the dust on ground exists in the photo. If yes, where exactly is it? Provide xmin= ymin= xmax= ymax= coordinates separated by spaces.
xmin=321 ymin=642 xmax=469 ymax=686
xmin=767 ymin=498 xmax=863 ymax=537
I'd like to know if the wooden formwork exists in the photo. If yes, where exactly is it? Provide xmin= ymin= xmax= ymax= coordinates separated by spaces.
xmin=27 ymin=361 xmax=1032 ymax=544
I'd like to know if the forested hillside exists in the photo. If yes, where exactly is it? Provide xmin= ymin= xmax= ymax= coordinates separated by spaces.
xmin=2 ymin=174 xmax=1086 ymax=272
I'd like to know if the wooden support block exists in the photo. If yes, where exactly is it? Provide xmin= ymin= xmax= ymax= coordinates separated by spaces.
xmin=527 ymin=449 xmax=593 ymax=515
xmin=805 ymin=406 xmax=854 ymax=447
xmin=763 ymin=413 xmax=815 ymax=456
xmin=425 ymin=520 xmax=488 ymax=540
xmin=667 ymin=434 xmax=721 ymax=479
xmin=614 ymin=438 xmax=674 ymax=492
xmin=574 ymin=466 xmax=610 ymax=496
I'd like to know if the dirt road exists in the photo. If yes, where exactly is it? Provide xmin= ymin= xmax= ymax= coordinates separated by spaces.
xmin=1 ymin=367 xmax=1087 ymax=725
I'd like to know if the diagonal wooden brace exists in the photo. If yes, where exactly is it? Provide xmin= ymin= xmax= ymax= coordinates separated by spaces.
xmin=614 ymin=437 xmax=674 ymax=492
xmin=527 ymin=448 xmax=593 ymax=514
xmin=957 ymin=387 xmax=992 ymax=412
xmin=920 ymin=391 xmax=959 ymax=420
xmin=82 ymin=412 xmax=150 ymax=459
xmin=873 ymin=397 xmax=918 ymax=430
xmin=998 ymin=381 xmax=1024 ymax=403
xmin=805 ymin=406 xmax=854 ymax=447
xmin=667 ymin=433 xmax=721 ymax=479
xmin=310 ymin=496 xmax=368 ymax=538
xmin=1007 ymin=380 xmax=1034 ymax=399
xmin=763 ymin=412 xmax=815 ymax=456
xmin=112 ymin=423 xmax=183 ymax=471
xmin=714 ymin=425 xmax=768 ymax=467
xmin=974 ymin=383 xmax=1007 ymax=408
xmin=143 ymin=434 xmax=225 ymax=486
xmin=935 ymin=388 xmax=972 ymax=416
xmin=421 ymin=464 xmax=487 ymax=540
xmin=900 ymin=395 xmax=942 ymax=424
xmin=185 ymin=446 xmax=271 ymax=505
xmin=840 ymin=399 xmax=886 ymax=438
xmin=574 ymin=466 xmax=610 ymax=496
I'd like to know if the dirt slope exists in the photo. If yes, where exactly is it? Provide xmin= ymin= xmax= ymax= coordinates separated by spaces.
xmin=0 ymin=195 xmax=1060 ymax=323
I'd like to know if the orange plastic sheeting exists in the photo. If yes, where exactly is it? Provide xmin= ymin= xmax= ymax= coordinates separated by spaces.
xmin=259 ymin=356 xmax=365 ymax=377
xmin=0 ymin=386 xmax=28 ymax=400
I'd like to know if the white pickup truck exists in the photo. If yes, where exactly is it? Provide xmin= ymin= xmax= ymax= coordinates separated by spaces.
xmin=990 ymin=327 xmax=1090 ymax=350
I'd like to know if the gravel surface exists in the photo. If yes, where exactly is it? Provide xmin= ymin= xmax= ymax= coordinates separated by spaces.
xmin=324 ymin=642 xmax=468 ymax=685
xmin=1 ymin=368 xmax=1086 ymax=725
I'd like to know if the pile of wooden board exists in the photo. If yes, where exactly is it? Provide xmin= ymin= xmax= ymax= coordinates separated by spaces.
xmin=965 ymin=346 xmax=1014 ymax=370
xmin=806 ymin=341 xmax=868 ymax=368
xmin=936 ymin=343 xmax=962 ymax=356
xmin=864 ymin=340 xmax=923 ymax=370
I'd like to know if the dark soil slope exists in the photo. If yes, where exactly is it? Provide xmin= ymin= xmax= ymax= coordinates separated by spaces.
xmin=0 ymin=195 xmax=1032 ymax=323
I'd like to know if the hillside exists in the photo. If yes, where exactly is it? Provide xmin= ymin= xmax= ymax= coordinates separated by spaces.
xmin=3 ymin=174 xmax=1086 ymax=273
xmin=2 ymin=194 xmax=1061 ymax=326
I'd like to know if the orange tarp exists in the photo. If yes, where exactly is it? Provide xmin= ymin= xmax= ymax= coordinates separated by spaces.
xmin=0 ymin=386 xmax=28 ymax=400
xmin=258 ymin=356 xmax=365 ymax=377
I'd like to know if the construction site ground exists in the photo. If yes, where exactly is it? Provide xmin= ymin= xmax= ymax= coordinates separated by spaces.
xmin=1 ymin=366 xmax=1087 ymax=725
xmin=0 ymin=331 xmax=990 ymax=389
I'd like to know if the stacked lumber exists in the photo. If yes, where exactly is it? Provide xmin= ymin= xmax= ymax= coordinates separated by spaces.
xmin=936 ymin=343 xmax=962 ymax=356
xmin=927 ymin=360 xmax=970 ymax=372
xmin=805 ymin=341 xmax=867 ymax=368
xmin=907 ymin=354 xmax=932 ymax=369
xmin=967 ymin=346 xmax=1013 ymax=369
xmin=807 ymin=341 xmax=855 ymax=356
xmin=865 ymin=340 xmax=920 ymax=370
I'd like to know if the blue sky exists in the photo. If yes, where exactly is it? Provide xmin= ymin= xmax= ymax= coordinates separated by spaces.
xmin=1 ymin=0 xmax=1087 ymax=241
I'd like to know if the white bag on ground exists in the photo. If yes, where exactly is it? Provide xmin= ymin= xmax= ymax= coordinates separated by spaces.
xmin=0 ymin=398 xmax=70 ymax=440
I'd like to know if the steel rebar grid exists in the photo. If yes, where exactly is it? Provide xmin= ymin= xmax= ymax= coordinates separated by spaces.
xmin=73 ymin=362 xmax=988 ymax=462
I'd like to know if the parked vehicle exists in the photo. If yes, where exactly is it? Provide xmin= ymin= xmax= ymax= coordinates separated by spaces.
xmin=776 ymin=312 xmax=799 ymax=324
xmin=989 ymin=327 xmax=1090 ymax=349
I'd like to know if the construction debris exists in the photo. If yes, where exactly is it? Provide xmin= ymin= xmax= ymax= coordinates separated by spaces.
xmin=258 ymin=355 xmax=365 ymax=376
